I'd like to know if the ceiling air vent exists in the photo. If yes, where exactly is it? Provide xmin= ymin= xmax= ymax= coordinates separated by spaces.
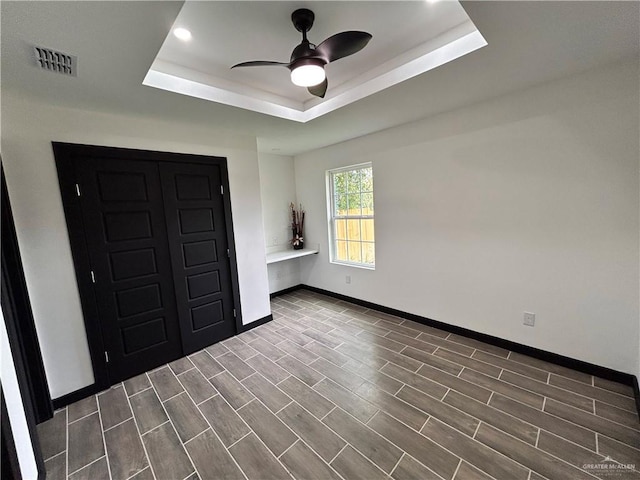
xmin=34 ymin=46 xmax=77 ymax=77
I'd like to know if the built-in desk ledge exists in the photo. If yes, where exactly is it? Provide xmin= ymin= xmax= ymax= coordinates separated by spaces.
xmin=266 ymin=246 xmax=319 ymax=264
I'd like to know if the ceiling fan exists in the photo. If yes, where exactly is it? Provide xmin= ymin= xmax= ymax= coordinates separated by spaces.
xmin=231 ymin=8 xmax=372 ymax=99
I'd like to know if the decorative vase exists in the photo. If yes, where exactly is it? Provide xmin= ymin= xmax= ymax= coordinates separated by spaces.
xmin=292 ymin=233 xmax=304 ymax=250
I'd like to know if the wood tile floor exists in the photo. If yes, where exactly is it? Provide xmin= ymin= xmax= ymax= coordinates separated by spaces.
xmin=39 ymin=289 xmax=640 ymax=480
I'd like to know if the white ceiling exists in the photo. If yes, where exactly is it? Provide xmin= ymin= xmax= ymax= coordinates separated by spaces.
xmin=146 ymin=1 xmax=486 ymax=121
xmin=1 ymin=1 xmax=638 ymax=155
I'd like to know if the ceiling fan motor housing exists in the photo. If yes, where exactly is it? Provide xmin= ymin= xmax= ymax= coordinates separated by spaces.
xmin=288 ymin=57 xmax=325 ymax=73
xmin=290 ymin=42 xmax=323 ymax=64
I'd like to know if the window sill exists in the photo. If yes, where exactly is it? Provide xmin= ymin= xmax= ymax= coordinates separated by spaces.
xmin=329 ymin=260 xmax=375 ymax=270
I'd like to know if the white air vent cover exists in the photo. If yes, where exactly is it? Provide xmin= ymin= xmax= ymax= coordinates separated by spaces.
xmin=34 ymin=46 xmax=77 ymax=76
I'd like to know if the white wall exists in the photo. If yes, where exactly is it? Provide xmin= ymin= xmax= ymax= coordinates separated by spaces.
xmin=258 ymin=153 xmax=303 ymax=293
xmin=296 ymin=59 xmax=640 ymax=377
xmin=259 ymin=153 xmax=298 ymax=251
xmin=1 ymin=306 xmax=39 ymax=480
xmin=1 ymin=94 xmax=271 ymax=398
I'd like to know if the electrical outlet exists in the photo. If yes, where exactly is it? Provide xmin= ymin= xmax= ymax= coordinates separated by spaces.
xmin=345 ymin=275 xmax=351 ymax=284
xmin=523 ymin=312 xmax=535 ymax=327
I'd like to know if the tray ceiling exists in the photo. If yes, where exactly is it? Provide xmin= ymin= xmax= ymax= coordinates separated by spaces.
xmin=144 ymin=1 xmax=487 ymax=122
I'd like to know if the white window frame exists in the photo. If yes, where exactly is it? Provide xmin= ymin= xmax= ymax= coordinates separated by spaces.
xmin=326 ymin=162 xmax=375 ymax=269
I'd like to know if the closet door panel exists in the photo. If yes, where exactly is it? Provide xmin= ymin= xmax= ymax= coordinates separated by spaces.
xmin=76 ymin=157 xmax=183 ymax=382
xmin=160 ymin=163 xmax=236 ymax=354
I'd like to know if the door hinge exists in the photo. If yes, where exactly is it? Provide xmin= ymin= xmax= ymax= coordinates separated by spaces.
xmin=233 ymin=309 xmax=237 ymax=318
xmin=75 ymin=183 xmax=81 ymax=197
xmin=104 ymin=351 xmax=109 ymax=363
xmin=227 ymin=248 xmax=230 ymax=258
xmin=220 ymin=185 xmax=224 ymax=195
xmin=90 ymin=271 xmax=96 ymax=283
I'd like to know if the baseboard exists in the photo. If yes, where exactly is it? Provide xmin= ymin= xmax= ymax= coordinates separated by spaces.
xmin=52 ymin=383 xmax=100 ymax=411
xmin=53 ymin=292 xmax=638 ymax=413
xmin=51 ymin=315 xmax=274 ymax=409
xmin=292 ymin=285 xmax=637 ymax=389
xmin=238 ymin=314 xmax=273 ymax=333
xmin=270 ymin=285 xmax=304 ymax=298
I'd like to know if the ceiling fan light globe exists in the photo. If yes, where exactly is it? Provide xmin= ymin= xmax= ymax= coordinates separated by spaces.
xmin=290 ymin=64 xmax=325 ymax=87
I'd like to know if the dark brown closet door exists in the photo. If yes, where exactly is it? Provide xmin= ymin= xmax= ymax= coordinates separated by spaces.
xmin=77 ymin=157 xmax=183 ymax=382
xmin=159 ymin=162 xmax=236 ymax=354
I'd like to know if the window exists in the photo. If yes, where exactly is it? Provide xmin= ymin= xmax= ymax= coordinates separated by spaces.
xmin=327 ymin=163 xmax=375 ymax=268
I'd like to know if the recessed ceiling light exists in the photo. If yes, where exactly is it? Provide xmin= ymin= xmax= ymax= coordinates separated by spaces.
xmin=173 ymin=28 xmax=192 ymax=41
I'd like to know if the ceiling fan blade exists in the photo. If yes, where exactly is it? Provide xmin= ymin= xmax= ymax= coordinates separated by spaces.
xmin=308 ymin=78 xmax=328 ymax=98
xmin=315 ymin=31 xmax=372 ymax=63
xmin=231 ymin=61 xmax=288 ymax=68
